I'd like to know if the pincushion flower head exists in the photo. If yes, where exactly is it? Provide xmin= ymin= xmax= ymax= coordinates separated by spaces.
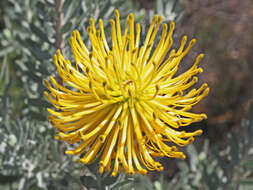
xmin=44 ymin=10 xmax=209 ymax=176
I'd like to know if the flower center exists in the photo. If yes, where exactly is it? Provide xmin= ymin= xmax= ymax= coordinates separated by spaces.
xmin=122 ymin=79 xmax=139 ymax=100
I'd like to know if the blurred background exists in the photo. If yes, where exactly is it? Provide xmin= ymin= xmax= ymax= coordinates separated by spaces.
xmin=0 ymin=0 xmax=253 ymax=189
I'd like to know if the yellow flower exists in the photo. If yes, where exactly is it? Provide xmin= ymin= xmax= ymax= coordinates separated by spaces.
xmin=44 ymin=10 xmax=209 ymax=176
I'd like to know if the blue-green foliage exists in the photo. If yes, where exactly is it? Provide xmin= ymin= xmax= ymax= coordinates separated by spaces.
xmin=0 ymin=0 xmax=252 ymax=189
xmin=0 ymin=0 xmax=126 ymax=189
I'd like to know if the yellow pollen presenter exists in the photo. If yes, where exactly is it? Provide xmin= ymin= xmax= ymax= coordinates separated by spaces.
xmin=44 ymin=9 xmax=209 ymax=176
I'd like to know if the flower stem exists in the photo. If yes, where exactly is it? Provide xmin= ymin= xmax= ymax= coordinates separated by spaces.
xmin=55 ymin=0 xmax=64 ymax=51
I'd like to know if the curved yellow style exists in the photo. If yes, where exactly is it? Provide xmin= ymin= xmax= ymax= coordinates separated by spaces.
xmin=45 ymin=10 xmax=209 ymax=176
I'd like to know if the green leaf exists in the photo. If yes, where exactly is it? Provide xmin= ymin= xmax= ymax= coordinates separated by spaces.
xmin=17 ymin=37 xmax=50 ymax=61
xmin=165 ymin=0 xmax=174 ymax=13
xmin=63 ymin=0 xmax=81 ymax=24
xmin=111 ymin=179 xmax=133 ymax=190
xmin=0 ymin=133 xmax=5 ymax=142
xmin=70 ymin=0 xmax=82 ymax=19
xmin=228 ymin=132 xmax=239 ymax=165
xmin=156 ymin=0 xmax=163 ymax=15
xmin=212 ymin=146 xmax=228 ymax=176
xmin=246 ymin=103 xmax=253 ymax=146
xmin=102 ymin=173 xmax=119 ymax=186
xmin=0 ymin=174 xmax=20 ymax=184
xmin=80 ymin=176 xmax=98 ymax=189
xmin=62 ymin=0 xmax=73 ymax=11
xmin=177 ymin=160 xmax=189 ymax=173
xmin=238 ymin=178 xmax=253 ymax=185
xmin=51 ymin=141 xmax=61 ymax=163
xmin=0 ymin=55 xmax=7 ymax=81
xmin=241 ymin=160 xmax=253 ymax=168
xmin=27 ymin=98 xmax=50 ymax=108
xmin=30 ymin=24 xmax=51 ymax=44
xmin=61 ymin=22 xmax=73 ymax=34
xmin=248 ymin=103 xmax=253 ymax=120
xmin=85 ymin=160 xmax=99 ymax=173
xmin=99 ymin=0 xmax=111 ymax=18
xmin=0 ymin=46 xmax=14 ymax=57
xmin=137 ymin=175 xmax=154 ymax=190
xmin=27 ymin=39 xmax=51 ymax=60
xmin=24 ymin=71 xmax=41 ymax=82
xmin=29 ymin=111 xmax=45 ymax=121
xmin=113 ymin=0 xmax=126 ymax=8
xmin=36 ymin=2 xmax=48 ymax=20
